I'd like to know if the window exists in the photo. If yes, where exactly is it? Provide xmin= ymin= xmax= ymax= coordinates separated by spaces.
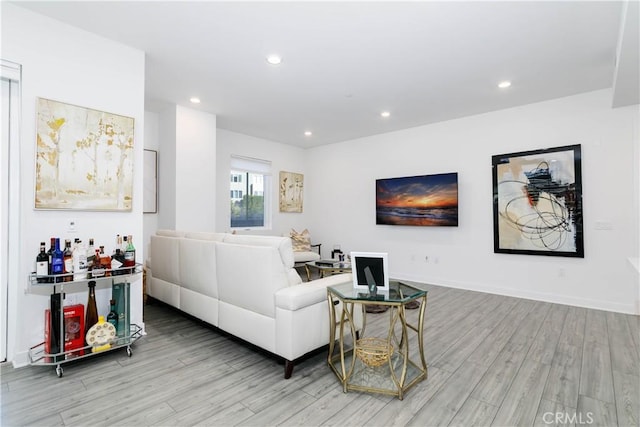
xmin=230 ymin=156 xmax=271 ymax=229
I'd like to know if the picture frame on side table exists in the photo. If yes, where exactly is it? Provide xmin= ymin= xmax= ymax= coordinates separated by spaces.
xmin=492 ymin=144 xmax=584 ymax=258
xmin=351 ymin=252 xmax=389 ymax=292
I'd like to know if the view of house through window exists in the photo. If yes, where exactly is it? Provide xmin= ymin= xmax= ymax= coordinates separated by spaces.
xmin=230 ymin=156 xmax=271 ymax=229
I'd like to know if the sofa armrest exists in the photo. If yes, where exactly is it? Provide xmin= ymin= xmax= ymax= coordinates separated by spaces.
xmin=275 ymin=273 xmax=352 ymax=311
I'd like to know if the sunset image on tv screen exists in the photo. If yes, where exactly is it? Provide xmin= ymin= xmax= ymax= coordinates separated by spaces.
xmin=376 ymin=172 xmax=458 ymax=226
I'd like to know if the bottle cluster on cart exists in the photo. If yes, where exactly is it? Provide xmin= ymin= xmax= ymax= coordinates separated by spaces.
xmin=35 ymin=234 xmax=136 ymax=283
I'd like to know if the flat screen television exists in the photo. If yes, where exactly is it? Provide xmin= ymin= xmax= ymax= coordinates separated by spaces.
xmin=376 ymin=172 xmax=458 ymax=226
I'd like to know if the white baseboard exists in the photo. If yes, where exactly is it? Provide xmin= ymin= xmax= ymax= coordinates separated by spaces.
xmin=10 ymin=350 xmax=30 ymax=369
xmin=392 ymin=272 xmax=639 ymax=315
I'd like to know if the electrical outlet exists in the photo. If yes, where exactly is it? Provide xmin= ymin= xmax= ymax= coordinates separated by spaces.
xmin=67 ymin=219 xmax=77 ymax=233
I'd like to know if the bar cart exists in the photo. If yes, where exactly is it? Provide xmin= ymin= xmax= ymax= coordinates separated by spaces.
xmin=28 ymin=264 xmax=143 ymax=377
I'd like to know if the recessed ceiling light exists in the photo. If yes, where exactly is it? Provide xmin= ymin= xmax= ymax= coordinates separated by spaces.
xmin=190 ymin=97 xmax=201 ymax=104
xmin=304 ymin=131 xmax=312 ymax=136
xmin=266 ymin=55 xmax=282 ymax=65
xmin=498 ymin=81 xmax=512 ymax=89
xmin=381 ymin=111 xmax=391 ymax=118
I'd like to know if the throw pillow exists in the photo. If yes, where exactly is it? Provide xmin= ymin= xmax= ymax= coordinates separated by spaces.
xmin=290 ymin=228 xmax=311 ymax=252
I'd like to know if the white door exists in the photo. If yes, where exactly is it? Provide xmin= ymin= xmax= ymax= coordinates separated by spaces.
xmin=1 ymin=60 xmax=20 ymax=362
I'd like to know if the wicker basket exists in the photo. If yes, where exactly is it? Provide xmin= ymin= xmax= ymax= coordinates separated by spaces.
xmin=355 ymin=337 xmax=393 ymax=367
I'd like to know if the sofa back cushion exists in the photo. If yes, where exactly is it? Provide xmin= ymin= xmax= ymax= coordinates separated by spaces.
xmin=222 ymin=234 xmax=295 ymax=270
xmin=179 ymin=237 xmax=218 ymax=299
xmin=150 ymin=234 xmax=181 ymax=285
xmin=156 ymin=229 xmax=186 ymax=238
xmin=216 ymin=242 xmax=290 ymax=318
xmin=184 ymin=231 xmax=228 ymax=241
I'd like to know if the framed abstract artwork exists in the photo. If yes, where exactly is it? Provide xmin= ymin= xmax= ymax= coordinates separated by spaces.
xmin=35 ymin=98 xmax=135 ymax=211
xmin=492 ymin=144 xmax=584 ymax=257
xmin=279 ymin=171 xmax=303 ymax=213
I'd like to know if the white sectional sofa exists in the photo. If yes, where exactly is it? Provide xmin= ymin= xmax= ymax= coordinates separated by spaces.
xmin=147 ymin=229 xmax=359 ymax=378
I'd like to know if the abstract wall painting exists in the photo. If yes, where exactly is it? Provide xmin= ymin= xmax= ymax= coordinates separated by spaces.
xmin=279 ymin=171 xmax=304 ymax=213
xmin=492 ymin=144 xmax=584 ymax=257
xmin=35 ymin=98 xmax=135 ymax=211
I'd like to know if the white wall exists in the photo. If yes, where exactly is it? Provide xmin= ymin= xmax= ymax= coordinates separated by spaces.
xmin=1 ymin=4 xmax=146 ymax=364
xmin=175 ymin=106 xmax=216 ymax=231
xmin=306 ymin=90 xmax=639 ymax=314
xmin=216 ymin=129 xmax=311 ymax=240
xmin=157 ymin=105 xmax=216 ymax=232
xmin=143 ymin=111 xmax=159 ymax=258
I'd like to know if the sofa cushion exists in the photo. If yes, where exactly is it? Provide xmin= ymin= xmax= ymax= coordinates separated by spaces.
xmin=179 ymin=237 xmax=218 ymax=299
xmin=184 ymin=231 xmax=227 ymax=241
xmin=275 ymin=273 xmax=352 ymax=311
xmin=222 ymin=234 xmax=295 ymax=269
xmin=290 ymin=228 xmax=311 ymax=252
xmin=216 ymin=242 xmax=290 ymax=318
xmin=150 ymin=235 xmax=181 ymax=285
xmin=156 ymin=229 xmax=186 ymax=238
xmin=293 ymin=251 xmax=321 ymax=263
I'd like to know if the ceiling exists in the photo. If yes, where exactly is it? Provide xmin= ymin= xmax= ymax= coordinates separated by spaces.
xmin=12 ymin=1 xmax=640 ymax=148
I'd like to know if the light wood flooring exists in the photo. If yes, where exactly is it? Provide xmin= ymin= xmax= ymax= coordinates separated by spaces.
xmin=1 ymin=281 xmax=639 ymax=427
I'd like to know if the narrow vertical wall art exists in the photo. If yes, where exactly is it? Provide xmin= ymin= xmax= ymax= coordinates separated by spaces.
xmin=279 ymin=171 xmax=304 ymax=213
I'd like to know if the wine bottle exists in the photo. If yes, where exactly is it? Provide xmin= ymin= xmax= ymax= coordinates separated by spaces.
xmin=36 ymin=242 xmax=49 ymax=283
xmin=51 ymin=238 xmax=64 ymax=283
xmin=63 ymin=239 xmax=73 ymax=282
xmin=107 ymin=299 xmax=118 ymax=331
xmin=85 ymin=280 xmax=99 ymax=336
xmin=124 ymin=235 xmax=136 ymax=274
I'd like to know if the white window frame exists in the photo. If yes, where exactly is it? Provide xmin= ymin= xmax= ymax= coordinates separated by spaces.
xmin=229 ymin=155 xmax=272 ymax=231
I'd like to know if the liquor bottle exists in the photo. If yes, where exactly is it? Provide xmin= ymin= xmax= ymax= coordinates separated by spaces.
xmin=107 ymin=299 xmax=118 ymax=331
xmin=63 ymin=239 xmax=73 ymax=282
xmin=73 ymin=239 xmax=88 ymax=281
xmin=111 ymin=235 xmax=124 ymax=275
xmin=51 ymin=238 xmax=64 ymax=283
xmin=121 ymin=235 xmax=128 ymax=253
xmin=124 ymin=235 xmax=136 ymax=274
xmin=85 ymin=280 xmax=99 ymax=336
xmin=99 ymin=246 xmax=112 ymax=277
xmin=91 ymin=249 xmax=105 ymax=278
xmin=47 ymin=237 xmax=56 ymax=282
xmin=114 ymin=234 xmax=121 ymax=257
xmin=86 ymin=238 xmax=95 ymax=269
xmin=111 ymin=248 xmax=124 ymax=275
xmin=36 ymin=242 xmax=49 ymax=283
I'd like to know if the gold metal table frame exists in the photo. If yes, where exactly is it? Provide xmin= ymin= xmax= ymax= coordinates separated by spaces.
xmin=327 ymin=281 xmax=428 ymax=400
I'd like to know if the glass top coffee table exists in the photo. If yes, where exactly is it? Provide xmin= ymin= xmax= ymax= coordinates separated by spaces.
xmin=326 ymin=281 xmax=428 ymax=400
xmin=305 ymin=260 xmax=351 ymax=280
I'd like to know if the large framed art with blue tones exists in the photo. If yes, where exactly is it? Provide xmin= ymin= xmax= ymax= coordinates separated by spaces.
xmin=492 ymin=144 xmax=584 ymax=258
